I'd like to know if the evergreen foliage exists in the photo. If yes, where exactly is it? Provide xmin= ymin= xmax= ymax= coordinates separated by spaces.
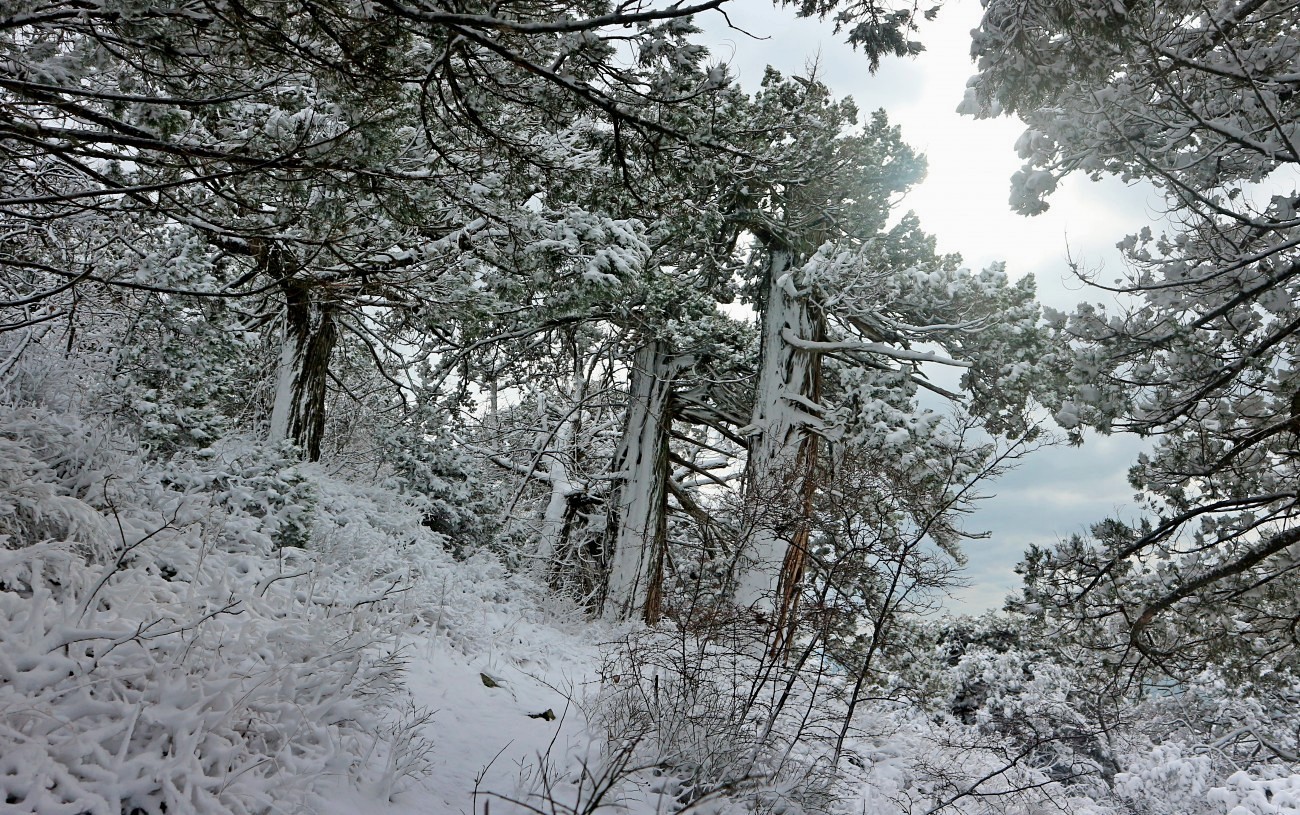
xmin=2 ymin=0 xmax=1298 ymax=812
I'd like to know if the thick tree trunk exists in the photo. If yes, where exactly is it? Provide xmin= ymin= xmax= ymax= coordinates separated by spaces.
xmin=601 ymin=340 xmax=680 ymax=623
xmin=270 ymin=277 xmax=338 ymax=461
xmin=735 ymin=247 xmax=824 ymax=653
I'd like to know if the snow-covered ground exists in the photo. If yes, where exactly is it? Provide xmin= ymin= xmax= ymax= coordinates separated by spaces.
xmin=317 ymin=555 xmax=613 ymax=815
xmin=3 ymin=369 xmax=1299 ymax=815
xmin=0 ymin=381 xmax=697 ymax=814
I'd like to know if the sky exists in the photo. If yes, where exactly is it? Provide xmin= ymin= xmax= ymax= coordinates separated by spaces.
xmin=698 ymin=0 xmax=1157 ymax=613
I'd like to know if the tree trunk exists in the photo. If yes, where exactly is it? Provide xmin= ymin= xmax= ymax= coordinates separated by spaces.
xmin=535 ymin=377 xmax=608 ymax=602
xmin=734 ymin=247 xmax=824 ymax=654
xmin=270 ymin=277 xmax=338 ymax=461
xmin=536 ymin=392 xmax=580 ymax=566
xmin=601 ymin=340 xmax=680 ymax=623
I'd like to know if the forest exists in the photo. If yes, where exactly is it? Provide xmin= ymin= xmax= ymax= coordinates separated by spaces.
xmin=1 ymin=0 xmax=1298 ymax=813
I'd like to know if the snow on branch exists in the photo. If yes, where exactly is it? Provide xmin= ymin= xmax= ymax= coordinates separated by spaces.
xmin=780 ymin=327 xmax=971 ymax=367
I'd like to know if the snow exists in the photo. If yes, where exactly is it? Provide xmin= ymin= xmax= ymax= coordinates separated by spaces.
xmin=319 ymin=611 xmax=605 ymax=815
xmin=269 ymin=330 xmax=301 ymax=446
xmin=6 ymin=0 xmax=1300 ymax=811
xmin=4 ymin=360 xmax=1300 ymax=815
xmin=0 ymin=382 xmax=619 ymax=815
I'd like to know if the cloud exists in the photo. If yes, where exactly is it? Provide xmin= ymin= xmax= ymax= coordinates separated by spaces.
xmin=950 ymin=434 xmax=1149 ymax=613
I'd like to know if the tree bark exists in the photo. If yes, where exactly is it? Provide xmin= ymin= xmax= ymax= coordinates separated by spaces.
xmin=534 ymin=377 xmax=609 ymax=602
xmin=601 ymin=340 xmax=681 ymax=622
xmin=270 ymin=276 xmax=338 ymax=461
xmin=734 ymin=246 xmax=824 ymax=654
xmin=537 ymin=391 xmax=580 ymax=566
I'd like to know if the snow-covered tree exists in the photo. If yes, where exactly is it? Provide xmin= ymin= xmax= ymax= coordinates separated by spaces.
xmin=964 ymin=0 xmax=1300 ymax=681
xmin=2 ymin=0 xmax=939 ymax=461
xmin=0 ymin=0 xmax=730 ymax=463
xmin=713 ymin=72 xmax=1067 ymax=653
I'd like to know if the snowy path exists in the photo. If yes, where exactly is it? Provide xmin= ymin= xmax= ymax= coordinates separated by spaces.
xmin=401 ymin=636 xmax=599 ymax=814
xmin=317 ymin=555 xmax=618 ymax=815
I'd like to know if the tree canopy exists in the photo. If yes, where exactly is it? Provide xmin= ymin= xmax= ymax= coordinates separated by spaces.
xmin=4 ymin=1 xmax=1299 ymax=812
xmin=966 ymin=0 xmax=1300 ymax=693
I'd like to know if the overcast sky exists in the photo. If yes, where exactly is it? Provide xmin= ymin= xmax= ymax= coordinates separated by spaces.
xmin=699 ymin=0 xmax=1155 ymax=613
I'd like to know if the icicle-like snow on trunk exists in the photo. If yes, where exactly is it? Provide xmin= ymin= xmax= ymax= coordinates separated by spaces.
xmin=601 ymin=340 xmax=682 ymax=622
xmin=735 ymin=247 xmax=825 ymax=650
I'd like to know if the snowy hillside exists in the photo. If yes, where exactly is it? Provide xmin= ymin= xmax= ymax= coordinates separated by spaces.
xmin=5 ymin=0 xmax=1300 ymax=812
xmin=3 ymin=351 xmax=1298 ymax=814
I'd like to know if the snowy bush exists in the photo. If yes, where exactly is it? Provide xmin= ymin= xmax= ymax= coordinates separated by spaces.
xmin=159 ymin=439 xmax=319 ymax=552
xmin=368 ymin=411 xmax=501 ymax=557
xmin=829 ymin=705 xmax=1116 ymax=815
xmin=105 ymin=300 xmax=262 ymax=455
xmin=1208 ymin=771 xmax=1300 ymax=815
xmin=1113 ymin=743 xmax=1300 ymax=815
xmin=589 ymin=617 xmax=1109 ymax=815
xmin=594 ymin=619 xmax=838 ymax=814
xmin=0 ymin=396 xmax=433 ymax=814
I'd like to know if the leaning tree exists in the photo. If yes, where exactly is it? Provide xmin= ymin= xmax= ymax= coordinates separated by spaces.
xmin=638 ymin=70 xmax=1080 ymax=652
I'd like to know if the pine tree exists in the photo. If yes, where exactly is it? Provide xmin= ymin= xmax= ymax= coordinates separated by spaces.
xmin=965 ymin=0 xmax=1300 ymax=679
